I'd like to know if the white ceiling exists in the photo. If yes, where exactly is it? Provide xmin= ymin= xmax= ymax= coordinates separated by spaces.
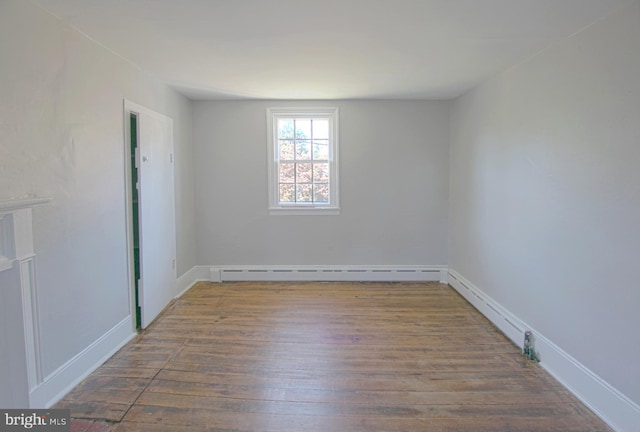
xmin=34 ymin=0 xmax=630 ymax=100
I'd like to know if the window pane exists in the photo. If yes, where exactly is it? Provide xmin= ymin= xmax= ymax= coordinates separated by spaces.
xmin=279 ymin=163 xmax=295 ymax=183
xmin=312 ymin=141 xmax=329 ymax=160
xmin=314 ymin=184 xmax=329 ymax=203
xmin=296 ymin=163 xmax=312 ymax=183
xmin=279 ymin=184 xmax=295 ymax=203
xmin=295 ymin=140 xmax=311 ymax=160
xmin=296 ymin=184 xmax=312 ymax=202
xmin=313 ymin=163 xmax=329 ymax=182
xmin=278 ymin=119 xmax=294 ymax=139
xmin=295 ymin=119 xmax=311 ymax=139
xmin=279 ymin=140 xmax=294 ymax=160
xmin=313 ymin=119 xmax=329 ymax=139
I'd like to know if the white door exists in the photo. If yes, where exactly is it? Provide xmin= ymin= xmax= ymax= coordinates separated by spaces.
xmin=125 ymin=100 xmax=176 ymax=329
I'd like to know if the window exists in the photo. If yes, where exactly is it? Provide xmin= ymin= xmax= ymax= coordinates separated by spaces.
xmin=267 ymin=107 xmax=339 ymax=215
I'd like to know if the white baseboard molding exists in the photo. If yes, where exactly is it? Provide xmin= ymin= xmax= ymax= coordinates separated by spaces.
xmin=29 ymin=316 xmax=135 ymax=408
xmin=448 ymin=270 xmax=525 ymax=346
xmin=206 ymin=265 xmax=448 ymax=283
xmin=176 ymin=265 xmax=211 ymax=298
xmin=448 ymin=269 xmax=640 ymax=432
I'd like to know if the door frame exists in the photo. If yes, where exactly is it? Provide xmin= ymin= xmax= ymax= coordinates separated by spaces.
xmin=123 ymin=100 xmax=136 ymax=332
xmin=123 ymin=99 xmax=176 ymax=331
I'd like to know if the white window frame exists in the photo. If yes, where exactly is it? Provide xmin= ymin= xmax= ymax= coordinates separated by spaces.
xmin=267 ymin=107 xmax=340 ymax=215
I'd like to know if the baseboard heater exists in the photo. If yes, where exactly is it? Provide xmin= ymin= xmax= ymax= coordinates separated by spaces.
xmin=210 ymin=266 xmax=448 ymax=283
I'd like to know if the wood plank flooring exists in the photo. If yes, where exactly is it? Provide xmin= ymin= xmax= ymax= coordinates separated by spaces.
xmin=56 ymin=281 xmax=611 ymax=431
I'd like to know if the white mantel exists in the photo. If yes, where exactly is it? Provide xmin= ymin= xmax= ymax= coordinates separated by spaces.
xmin=0 ymin=197 xmax=51 ymax=212
xmin=0 ymin=198 xmax=50 ymax=270
xmin=0 ymin=197 xmax=50 ymax=408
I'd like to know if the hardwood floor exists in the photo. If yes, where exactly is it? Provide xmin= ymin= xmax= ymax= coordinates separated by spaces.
xmin=56 ymin=282 xmax=611 ymax=431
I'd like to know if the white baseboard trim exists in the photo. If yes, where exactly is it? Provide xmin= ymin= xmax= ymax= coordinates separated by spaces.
xmin=29 ymin=316 xmax=135 ymax=408
xmin=176 ymin=265 xmax=210 ymax=298
xmin=448 ymin=269 xmax=640 ymax=432
xmin=206 ymin=265 xmax=448 ymax=283
xmin=448 ymin=270 xmax=525 ymax=345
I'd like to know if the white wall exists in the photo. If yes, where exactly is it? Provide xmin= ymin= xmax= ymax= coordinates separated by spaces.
xmin=194 ymin=100 xmax=449 ymax=267
xmin=449 ymin=0 xmax=640 ymax=419
xmin=0 ymin=0 xmax=195 ymax=405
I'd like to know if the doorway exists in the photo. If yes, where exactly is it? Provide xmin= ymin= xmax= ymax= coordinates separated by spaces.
xmin=124 ymin=100 xmax=176 ymax=330
xmin=129 ymin=113 xmax=141 ymax=328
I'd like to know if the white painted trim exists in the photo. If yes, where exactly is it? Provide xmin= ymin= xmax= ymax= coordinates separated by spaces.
xmin=0 ymin=257 xmax=13 ymax=272
xmin=537 ymin=331 xmax=640 ymax=432
xmin=20 ymin=258 xmax=42 ymax=390
xmin=0 ymin=215 xmax=14 ymax=270
xmin=0 ymin=200 xmax=50 ymax=407
xmin=210 ymin=267 xmax=222 ymax=283
xmin=29 ymin=316 xmax=135 ymax=408
xmin=448 ymin=270 xmax=524 ymax=346
xmin=208 ymin=265 xmax=448 ymax=283
xmin=448 ymin=269 xmax=640 ymax=432
xmin=123 ymin=99 xmax=137 ymax=332
xmin=268 ymin=207 xmax=341 ymax=216
xmin=0 ymin=198 xmax=51 ymax=212
xmin=266 ymin=107 xmax=340 ymax=214
xmin=175 ymin=266 xmax=210 ymax=298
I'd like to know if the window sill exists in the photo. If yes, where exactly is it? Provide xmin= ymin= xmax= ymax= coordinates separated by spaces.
xmin=269 ymin=206 xmax=341 ymax=216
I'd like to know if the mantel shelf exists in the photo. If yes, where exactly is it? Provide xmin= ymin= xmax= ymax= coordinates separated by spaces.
xmin=0 ymin=198 xmax=51 ymax=212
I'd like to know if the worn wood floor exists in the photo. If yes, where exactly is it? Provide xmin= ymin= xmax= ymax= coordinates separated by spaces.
xmin=56 ymin=281 xmax=611 ymax=431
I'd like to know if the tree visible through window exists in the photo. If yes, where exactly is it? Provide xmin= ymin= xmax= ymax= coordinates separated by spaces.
xmin=277 ymin=118 xmax=330 ymax=204
xmin=267 ymin=107 xmax=339 ymax=214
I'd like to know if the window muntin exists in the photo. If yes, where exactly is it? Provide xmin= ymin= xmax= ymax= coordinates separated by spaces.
xmin=277 ymin=118 xmax=330 ymax=204
xmin=267 ymin=107 xmax=339 ymax=214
